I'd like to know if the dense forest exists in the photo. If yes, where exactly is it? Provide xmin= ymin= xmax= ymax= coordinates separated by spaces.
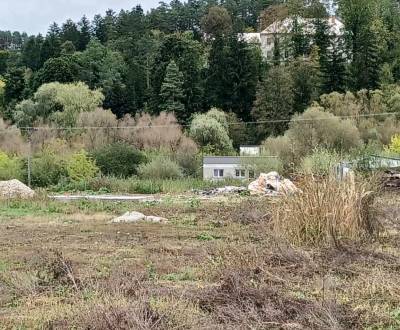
xmin=1 ymin=0 xmax=400 ymax=161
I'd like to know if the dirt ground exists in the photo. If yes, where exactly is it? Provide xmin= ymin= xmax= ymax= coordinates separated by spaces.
xmin=0 ymin=194 xmax=399 ymax=329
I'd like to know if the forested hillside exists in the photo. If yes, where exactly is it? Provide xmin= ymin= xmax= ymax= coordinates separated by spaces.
xmin=1 ymin=0 xmax=400 ymax=147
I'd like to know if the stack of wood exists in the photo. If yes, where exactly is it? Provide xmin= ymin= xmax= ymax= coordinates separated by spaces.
xmin=383 ymin=170 xmax=400 ymax=189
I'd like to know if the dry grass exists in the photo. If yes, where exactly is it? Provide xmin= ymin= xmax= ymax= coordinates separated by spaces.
xmin=271 ymin=175 xmax=380 ymax=247
xmin=0 ymin=192 xmax=399 ymax=329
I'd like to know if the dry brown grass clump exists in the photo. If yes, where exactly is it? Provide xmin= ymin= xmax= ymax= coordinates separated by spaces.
xmin=197 ymin=270 xmax=360 ymax=329
xmin=272 ymin=176 xmax=380 ymax=247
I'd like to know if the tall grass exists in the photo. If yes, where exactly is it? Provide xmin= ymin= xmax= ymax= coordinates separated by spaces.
xmin=52 ymin=176 xmax=244 ymax=194
xmin=271 ymin=175 xmax=380 ymax=247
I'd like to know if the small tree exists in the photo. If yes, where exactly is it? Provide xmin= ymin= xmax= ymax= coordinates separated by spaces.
xmin=0 ymin=151 xmax=23 ymax=181
xmin=386 ymin=134 xmax=400 ymax=155
xmin=160 ymin=60 xmax=185 ymax=122
xmin=189 ymin=109 xmax=234 ymax=154
xmin=67 ymin=150 xmax=99 ymax=183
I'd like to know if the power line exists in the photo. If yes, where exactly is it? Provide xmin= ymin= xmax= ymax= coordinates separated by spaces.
xmin=9 ymin=111 xmax=399 ymax=131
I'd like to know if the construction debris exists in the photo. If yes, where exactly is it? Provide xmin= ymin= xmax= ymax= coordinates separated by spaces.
xmin=0 ymin=180 xmax=35 ymax=199
xmin=248 ymin=172 xmax=299 ymax=196
xmin=111 ymin=211 xmax=168 ymax=224
xmin=383 ymin=170 xmax=400 ymax=189
xmin=193 ymin=186 xmax=247 ymax=197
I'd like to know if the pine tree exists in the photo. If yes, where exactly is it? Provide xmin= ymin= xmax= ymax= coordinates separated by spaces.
xmin=351 ymin=27 xmax=380 ymax=90
xmin=252 ymin=65 xmax=294 ymax=138
xmin=160 ymin=60 xmax=185 ymax=122
xmin=313 ymin=17 xmax=330 ymax=71
xmin=322 ymin=36 xmax=347 ymax=93
xmin=78 ymin=16 xmax=91 ymax=51
xmin=61 ymin=19 xmax=80 ymax=49
xmin=291 ymin=16 xmax=309 ymax=58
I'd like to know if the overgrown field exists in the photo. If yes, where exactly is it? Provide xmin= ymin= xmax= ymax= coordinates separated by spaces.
xmin=0 ymin=190 xmax=399 ymax=329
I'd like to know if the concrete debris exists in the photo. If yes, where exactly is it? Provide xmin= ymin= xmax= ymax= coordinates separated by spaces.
xmin=193 ymin=186 xmax=247 ymax=196
xmin=111 ymin=211 xmax=168 ymax=224
xmin=0 ymin=180 xmax=35 ymax=199
xmin=383 ymin=170 xmax=400 ymax=189
xmin=248 ymin=172 xmax=299 ymax=196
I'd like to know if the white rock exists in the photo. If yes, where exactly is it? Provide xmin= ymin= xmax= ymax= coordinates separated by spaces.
xmin=111 ymin=211 xmax=146 ymax=223
xmin=144 ymin=216 xmax=168 ymax=223
xmin=111 ymin=212 xmax=168 ymax=224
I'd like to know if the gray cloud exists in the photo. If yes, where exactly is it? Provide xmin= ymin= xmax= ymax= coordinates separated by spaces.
xmin=0 ymin=0 xmax=161 ymax=35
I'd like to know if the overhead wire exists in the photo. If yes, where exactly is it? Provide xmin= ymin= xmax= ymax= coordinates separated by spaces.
xmin=12 ymin=111 xmax=398 ymax=131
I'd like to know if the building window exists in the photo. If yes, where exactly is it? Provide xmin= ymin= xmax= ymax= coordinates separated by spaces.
xmin=235 ymin=169 xmax=246 ymax=178
xmin=249 ymin=170 xmax=255 ymax=179
xmin=214 ymin=169 xmax=224 ymax=178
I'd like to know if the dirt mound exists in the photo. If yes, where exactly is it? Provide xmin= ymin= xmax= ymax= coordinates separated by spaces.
xmin=0 ymin=179 xmax=35 ymax=199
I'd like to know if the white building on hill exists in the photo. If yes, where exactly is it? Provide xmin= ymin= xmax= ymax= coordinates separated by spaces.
xmin=241 ymin=16 xmax=344 ymax=61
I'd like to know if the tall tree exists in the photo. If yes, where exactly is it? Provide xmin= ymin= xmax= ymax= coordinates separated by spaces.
xmin=252 ymin=65 xmax=294 ymax=137
xmin=206 ymin=35 xmax=262 ymax=121
xmin=78 ymin=16 xmax=92 ymax=51
xmin=322 ymin=37 xmax=348 ymax=93
xmin=61 ymin=19 xmax=80 ymax=49
xmin=160 ymin=60 xmax=185 ymax=121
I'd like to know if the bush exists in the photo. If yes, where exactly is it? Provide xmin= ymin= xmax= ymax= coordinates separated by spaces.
xmin=31 ymin=151 xmax=66 ymax=187
xmin=92 ymin=143 xmax=146 ymax=178
xmin=299 ymin=149 xmax=341 ymax=176
xmin=263 ymin=107 xmax=362 ymax=170
xmin=137 ymin=156 xmax=183 ymax=180
xmin=174 ymin=136 xmax=200 ymax=176
xmin=385 ymin=134 xmax=400 ymax=155
xmin=67 ymin=150 xmax=99 ymax=183
xmin=0 ymin=151 xmax=23 ymax=180
xmin=272 ymin=176 xmax=379 ymax=247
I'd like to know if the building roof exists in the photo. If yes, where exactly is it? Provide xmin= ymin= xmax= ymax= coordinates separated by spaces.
xmin=239 ymin=32 xmax=261 ymax=43
xmin=203 ymin=156 xmax=276 ymax=165
xmin=261 ymin=16 xmax=344 ymax=35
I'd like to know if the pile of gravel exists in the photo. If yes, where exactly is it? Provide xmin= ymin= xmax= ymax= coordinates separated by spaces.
xmin=0 ymin=180 xmax=35 ymax=199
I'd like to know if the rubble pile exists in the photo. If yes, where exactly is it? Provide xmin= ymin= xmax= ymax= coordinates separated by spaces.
xmin=193 ymin=186 xmax=248 ymax=197
xmin=248 ymin=172 xmax=299 ymax=196
xmin=383 ymin=170 xmax=400 ymax=189
xmin=0 ymin=180 xmax=35 ymax=199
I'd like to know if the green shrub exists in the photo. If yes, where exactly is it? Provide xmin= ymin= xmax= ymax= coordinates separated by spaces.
xmin=137 ymin=156 xmax=183 ymax=179
xmin=0 ymin=151 xmax=23 ymax=180
xmin=92 ymin=143 xmax=146 ymax=177
xmin=31 ymin=151 xmax=66 ymax=187
xmin=300 ymin=149 xmax=341 ymax=176
xmin=67 ymin=150 xmax=99 ymax=183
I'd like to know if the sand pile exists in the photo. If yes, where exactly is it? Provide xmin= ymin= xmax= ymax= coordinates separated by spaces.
xmin=0 ymin=180 xmax=35 ymax=199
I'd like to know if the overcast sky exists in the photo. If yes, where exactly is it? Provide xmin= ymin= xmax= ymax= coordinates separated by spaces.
xmin=1 ymin=0 xmax=161 ymax=35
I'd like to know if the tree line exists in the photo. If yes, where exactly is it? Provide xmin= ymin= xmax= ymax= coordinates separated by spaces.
xmin=1 ymin=0 xmax=400 ymax=145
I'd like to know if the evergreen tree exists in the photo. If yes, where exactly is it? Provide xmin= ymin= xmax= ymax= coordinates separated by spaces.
xmin=290 ymin=54 xmax=322 ymax=114
xmin=78 ymin=16 xmax=92 ymax=51
xmin=150 ymin=33 xmax=204 ymax=118
xmin=351 ymin=27 xmax=380 ymax=90
xmin=22 ymin=35 xmax=44 ymax=70
xmin=313 ymin=17 xmax=330 ymax=68
xmin=61 ymin=19 xmax=80 ymax=49
xmin=322 ymin=36 xmax=347 ymax=93
xmin=206 ymin=35 xmax=262 ymax=121
xmin=291 ymin=16 xmax=309 ymax=58
xmin=252 ymin=65 xmax=294 ymax=138
xmin=4 ymin=67 xmax=25 ymax=104
xmin=160 ymin=60 xmax=185 ymax=121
